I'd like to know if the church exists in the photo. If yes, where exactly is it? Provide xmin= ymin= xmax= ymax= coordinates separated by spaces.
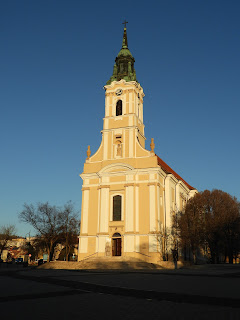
xmin=78 ymin=24 xmax=197 ymax=263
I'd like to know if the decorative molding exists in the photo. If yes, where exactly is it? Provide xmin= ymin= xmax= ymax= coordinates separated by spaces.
xmin=124 ymin=183 xmax=135 ymax=187
xmin=166 ymin=173 xmax=179 ymax=184
xmin=104 ymin=79 xmax=144 ymax=95
xmin=147 ymin=182 xmax=160 ymax=187
xmin=83 ymin=180 xmax=164 ymax=189
xmin=82 ymin=187 xmax=90 ymax=191
xmin=101 ymin=124 xmax=145 ymax=133
xmin=97 ymin=185 xmax=110 ymax=189
xmin=109 ymin=226 xmax=124 ymax=234
xmin=110 ymin=188 xmax=125 ymax=192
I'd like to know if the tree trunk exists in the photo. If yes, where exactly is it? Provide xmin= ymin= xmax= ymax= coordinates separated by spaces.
xmin=47 ymin=246 xmax=51 ymax=262
xmin=65 ymin=236 xmax=69 ymax=261
xmin=229 ymin=251 xmax=233 ymax=264
xmin=47 ymin=242 xmax=54 ymax=262
xmin=228 ymin=239 xmax=234 ymax=264
xmin=192 ymin=247 xmax=197 ymax=264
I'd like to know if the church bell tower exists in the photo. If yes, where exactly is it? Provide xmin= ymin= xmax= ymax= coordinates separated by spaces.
xmin=103 ymin=23 xmax=146 ymax=163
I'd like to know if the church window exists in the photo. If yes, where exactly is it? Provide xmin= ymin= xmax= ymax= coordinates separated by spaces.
xmin=113 ymin=195 xmax=122 ymax=221
xmin=116 ymin=100 xmax=122 ymax=116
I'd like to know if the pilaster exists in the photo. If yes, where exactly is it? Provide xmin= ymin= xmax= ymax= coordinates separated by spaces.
xmin=81 ymin=187 xmax=90 ymax=234
xmin=125 ymin=183 xmax=134 ymax=232
xmin=99 ymin=185 xmax=110 ymax=233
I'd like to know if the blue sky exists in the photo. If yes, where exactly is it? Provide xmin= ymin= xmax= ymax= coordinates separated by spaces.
xmin=1 ymin=0 xmax=240 ymax=236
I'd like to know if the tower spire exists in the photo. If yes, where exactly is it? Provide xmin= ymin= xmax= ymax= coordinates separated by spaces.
xmin=107 ymin=22 xmax=138 ymax=85
xmin=122 ymin=20 xmax=128 ymax=48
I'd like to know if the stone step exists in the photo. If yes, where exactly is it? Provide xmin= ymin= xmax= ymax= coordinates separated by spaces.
xmin=84 ymin=256 xmax=144 ymax=262
xmin=78 ymin=258 xmax=162 ymax=270
xmin=38 ymin=259 xmax=163 ymax=270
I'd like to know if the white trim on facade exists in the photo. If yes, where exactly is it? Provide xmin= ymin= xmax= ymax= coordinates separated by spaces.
xmin=99 ymin=187 xmax=109 ymax=233
xmin=135 ymin=184 xmax=139 ymax=232
xmin=125 ymin=185 xmax=134 ymax=232
xmin=103 ymin=132 xmax=108 ymax=160
xmin=149 ymin=184 xmax=156 ymax=232
xmin=81 ymin=189 xmax=89 ymax=234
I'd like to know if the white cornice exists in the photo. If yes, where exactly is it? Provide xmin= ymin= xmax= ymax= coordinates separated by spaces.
xmin=103 ymin=114 xmax=144 ymax=127
xmin=80 ymin=173 xmax=99 ymax=179
xmin=101 ymin=125 xmax=145 ymax=133
xmin=83 ymin=155 xmax=156 ymax=165
xmin=81 ymin=179 xmax=163 ymax=188
xmin=178 ymin=180 xmax=191 ymax=193
xmin=157 ymin=170 xmax=167 ymax=180
xmin=165 ymin=174 xmax=179 ymax=185
xmin=104 ymin=79 xmax=145 ymax=97
xmin=81 ymin=166 xmax=166 ymax=181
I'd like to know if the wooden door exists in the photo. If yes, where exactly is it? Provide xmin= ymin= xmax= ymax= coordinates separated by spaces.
xmin=112 ymin=238 xmax=122 ymax=256
xmin=112 ymin=239 xmax=117 ymax=256
xmin=116 ymin=238 xmax=121 ymax=256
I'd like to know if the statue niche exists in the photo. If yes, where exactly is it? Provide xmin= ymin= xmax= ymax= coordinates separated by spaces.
xmin=116 ymin=140 xmax=122 ymax=157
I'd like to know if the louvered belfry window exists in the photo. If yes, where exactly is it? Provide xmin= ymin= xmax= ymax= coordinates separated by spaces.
xmin=116 ymin=100 xmax=122 ymax=116
xmin=113 ymin=195 xmax=121 ymax=221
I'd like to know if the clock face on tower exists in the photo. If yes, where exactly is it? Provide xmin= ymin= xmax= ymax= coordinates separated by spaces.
xmin=116 ymin=89 xmax=123 ymax=96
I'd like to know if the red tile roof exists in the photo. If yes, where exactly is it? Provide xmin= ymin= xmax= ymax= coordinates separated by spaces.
xmin=157 ymin=155 xmax=195 ymax=190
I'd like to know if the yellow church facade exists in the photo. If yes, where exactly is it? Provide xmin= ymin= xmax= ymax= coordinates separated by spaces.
xmin=78 ymin=26 xmax=197 ymax=263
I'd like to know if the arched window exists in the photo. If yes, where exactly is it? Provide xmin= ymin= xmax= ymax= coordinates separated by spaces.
xmin=113 ymin=195 xmax=122 ymax=221
xmin=116 ymin=100 xmax=122 ymax=116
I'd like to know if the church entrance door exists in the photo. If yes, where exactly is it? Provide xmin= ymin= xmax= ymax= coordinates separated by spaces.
xmin=112 ymin=233 xmax=122 ymax=256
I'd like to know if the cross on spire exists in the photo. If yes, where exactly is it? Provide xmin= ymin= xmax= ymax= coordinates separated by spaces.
xmin=122 ymin=20 xmax=128 ymax=28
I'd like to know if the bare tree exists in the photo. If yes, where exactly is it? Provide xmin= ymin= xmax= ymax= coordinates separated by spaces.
xmin=155 ymin=213 xmax=180 ymax=262
xmin=19 ymin=203 xmax=62 ymax=262
xmin=19 ymin=202 xmax=80 ymax=262
xmin=58 ymin=201 xmax=80 ymax=261
xmin=0 ymin=225 xmax=16 ymax=255
xmin=155 ymin=223 xmax=171 ymax=261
